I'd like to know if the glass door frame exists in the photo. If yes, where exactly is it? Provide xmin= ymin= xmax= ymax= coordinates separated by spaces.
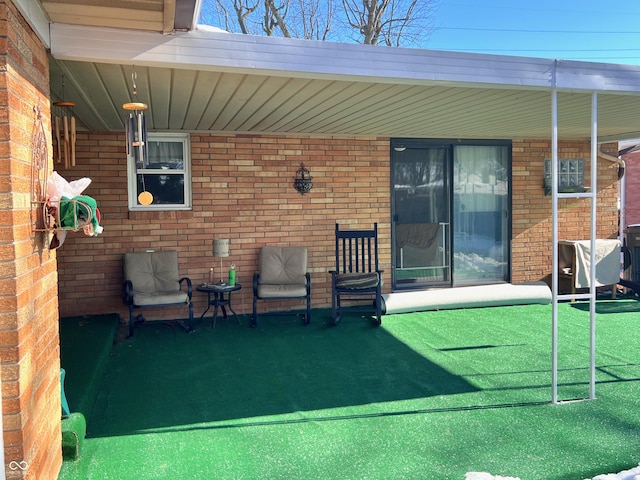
xmin=390 ymin=138 xmax=512 ymax=291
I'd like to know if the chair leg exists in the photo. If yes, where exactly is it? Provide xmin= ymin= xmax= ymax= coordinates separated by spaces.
xmin=188 ymin=301 xmax=194 ymax=332
xmin=305 ymin=296 xmax=311 ymax=325
xmin=332 ymin=293 xmax=341 ymax=325
xmin=374 ymin=286 xmax=382 ymax=326
xmin=128 ymin=306 xmax=135 ymax=338
xmin=252 ymin=297 xmax=258 ymax=327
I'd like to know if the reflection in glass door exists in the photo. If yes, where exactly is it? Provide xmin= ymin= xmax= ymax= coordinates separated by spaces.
xmin=392 ymin=141 xmax=510 ymax=289
xmin=392 ymin=146 xmax=451 ymax=288
xmin=453 ymin=145 xmax=509 ymax=285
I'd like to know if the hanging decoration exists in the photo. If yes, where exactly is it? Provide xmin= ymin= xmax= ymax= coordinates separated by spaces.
xmin=52 ymin=75 xmax=76 ymax=168
xmin=294 ymin=162 xmax=313 ymax=195
xmin=122 ymin=70 xmax=151 ymax=205
xmin=32 ymin=104 xmax=103 ymax=249
xmin=31 ymin=103 xmax=50 ymax=234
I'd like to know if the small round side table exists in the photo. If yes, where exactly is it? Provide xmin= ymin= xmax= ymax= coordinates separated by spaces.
xmin=196 ymin=283 xmax=242 ymax=328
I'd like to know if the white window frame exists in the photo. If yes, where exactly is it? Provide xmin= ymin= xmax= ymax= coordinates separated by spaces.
xmin=127 ymin=132 xmax=192 ymax=211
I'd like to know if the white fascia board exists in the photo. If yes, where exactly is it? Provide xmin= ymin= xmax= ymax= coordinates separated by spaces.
xmin=49 ymin=24 xmax=553 ymax=89
xmin=14 ymin=0 xmax=51 ymax=49
xmin=50 ymin=23 xmax=640 ymax=94
xmin=554 ymin=59 xmax=640 ymax=94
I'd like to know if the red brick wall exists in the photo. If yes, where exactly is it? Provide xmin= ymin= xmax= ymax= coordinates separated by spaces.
xmin=55 ymin=133 xmax=391 ymax=321
xmin=512 ymin=140 xmax=619 ymax=283
xmin=55 ymin=133 xmax=619 ymax=321
xmin=622 ymin=150 xmax=640 ymax=227
xmin=0 ymin=1 xmax=61 ymax=479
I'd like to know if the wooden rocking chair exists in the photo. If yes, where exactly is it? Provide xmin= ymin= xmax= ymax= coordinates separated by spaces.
xmin=330 ymin=223 xmax=383 ymax=326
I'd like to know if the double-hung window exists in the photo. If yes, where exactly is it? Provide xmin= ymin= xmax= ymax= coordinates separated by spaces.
xmin=127 ymin=132 xmax=192 ymax=210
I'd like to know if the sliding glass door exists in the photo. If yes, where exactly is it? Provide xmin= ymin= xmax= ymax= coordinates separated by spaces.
xmin=391 ymin=140 xmax=510 ymax=289
xmin=392 ymin=145 xmax=451 ymax=288
xmin=453 ymin=145 xmax=509 ymax=285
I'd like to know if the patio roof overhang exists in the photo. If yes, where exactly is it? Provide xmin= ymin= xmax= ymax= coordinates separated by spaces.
xmin=33 ymin=2 xmax=640 ymax=142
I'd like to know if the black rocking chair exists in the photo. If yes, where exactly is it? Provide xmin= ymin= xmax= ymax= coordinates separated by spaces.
xmin=330 ymin=223 xmax=383 ymax=326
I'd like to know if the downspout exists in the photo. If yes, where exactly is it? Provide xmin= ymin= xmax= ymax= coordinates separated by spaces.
xmin=597 ymin=144 xmax=625 ymax=180
xmin=597 ymin=143 xmax=626 ymax=243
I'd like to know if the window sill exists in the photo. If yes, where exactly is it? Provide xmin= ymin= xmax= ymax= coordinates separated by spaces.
xmin=128 ymin=210 xmax=194 ymax=221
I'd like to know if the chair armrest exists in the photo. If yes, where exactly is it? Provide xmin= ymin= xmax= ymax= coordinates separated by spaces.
xmin=253 ymin=272 xmax=260 ymax=295
xmin=179 ymin=277 xmax=193 ymax=299
xmin=122 ymin=280 xmax=134 ymax=305
xmin=305 ymin=272 xmax=311 ymax=293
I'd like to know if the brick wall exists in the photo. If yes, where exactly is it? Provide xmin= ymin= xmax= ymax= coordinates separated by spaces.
xmin=512 ymin=140 xmax=619 ymax=283
xmin=55 ymin=133 xmax=619 ymax=322
xmin=0 ymin=1 xmax=61 ymax=479
xmin=622 ymin=149 xmax=640 ymax=227
xmin=55 ymin=133 xmax=391 ymax=321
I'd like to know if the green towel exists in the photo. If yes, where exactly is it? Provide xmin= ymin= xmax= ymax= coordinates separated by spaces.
xmin=59 ymin=195 xmax=101 ymax=234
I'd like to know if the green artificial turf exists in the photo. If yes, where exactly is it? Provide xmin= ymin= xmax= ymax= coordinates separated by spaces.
xmin=59 ymin=314 xmax=120 ymax=416
xmin=58 ymin=301 xmax=640 ymax=480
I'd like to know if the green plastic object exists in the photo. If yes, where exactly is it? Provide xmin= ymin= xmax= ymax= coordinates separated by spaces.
xmin=61 ymin=412 xmax=86 ymax=461
xmin=60 ymin=368 xmax=70 ymax=418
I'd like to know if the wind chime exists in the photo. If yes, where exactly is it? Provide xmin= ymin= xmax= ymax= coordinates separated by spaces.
xmin=123 ymin=70 xmax=152 ymax=205
xmin=52 ymin=75 xmax=76 ymax=168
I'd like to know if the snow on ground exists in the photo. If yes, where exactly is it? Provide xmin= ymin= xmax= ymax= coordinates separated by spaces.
xmin=465 ymin=464 xmax=640 ymax=480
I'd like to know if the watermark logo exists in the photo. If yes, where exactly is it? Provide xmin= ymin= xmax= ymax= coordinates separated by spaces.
xmin=9 ymin=460 xmax=28 ymax=471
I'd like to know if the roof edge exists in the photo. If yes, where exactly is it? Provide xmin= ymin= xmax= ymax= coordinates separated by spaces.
xmin=49 ymin=24 xmax=640 ymax=95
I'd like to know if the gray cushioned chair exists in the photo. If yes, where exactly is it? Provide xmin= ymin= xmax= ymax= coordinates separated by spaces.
xmin=122 ymin=250 xmax=193 ymax=337
xmin=252 ymin=246 xmax=311 ymax=327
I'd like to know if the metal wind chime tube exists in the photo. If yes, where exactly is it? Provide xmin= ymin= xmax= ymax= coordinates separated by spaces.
xmin=52 ymin=75 xmax=76 ymax=168
xmin=122 ymin=70 xmax=151 ymax=205
xmin=125 ymin=109 xmax=147 ymax=166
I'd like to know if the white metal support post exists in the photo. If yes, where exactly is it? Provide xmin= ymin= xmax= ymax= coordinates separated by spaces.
xmin=551 ymin=90 xmax=599 ymax=404
xmin=551 ymin=89 xmax=559 ymax=404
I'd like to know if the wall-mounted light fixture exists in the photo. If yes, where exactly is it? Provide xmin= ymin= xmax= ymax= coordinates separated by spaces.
xmin=294 ymin=162 xmax=313 ymax=195
xmin=393 ymin=145 xmax=406 ymax=152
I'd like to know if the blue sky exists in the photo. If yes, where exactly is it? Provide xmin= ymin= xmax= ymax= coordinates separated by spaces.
xmin=427 ymin=0 xmax=640 ymax=64
xmin=199 ymin=0 xmax=640 ymax=65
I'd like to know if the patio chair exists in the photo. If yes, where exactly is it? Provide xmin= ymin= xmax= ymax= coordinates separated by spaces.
xmin=330 ymin=223 xmax=383 ymax=326
xmin=252 ymin=246 xmax=311 ymax=327
xmin=122 ymin=250 xmax=194 ymax=337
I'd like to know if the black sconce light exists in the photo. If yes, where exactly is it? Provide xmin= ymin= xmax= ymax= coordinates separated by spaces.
xmin=294 ymin=162 xmax=313 ymax=195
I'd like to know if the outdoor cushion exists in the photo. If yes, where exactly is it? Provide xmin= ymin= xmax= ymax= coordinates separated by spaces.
xmin=124 ymin=251 xmax=181 ymax=296
xmin=132 ymin=291 xmax=189 ymax=307
xmin=335 ymin=272 xmax=381 ymax=290
xmin=259 ymin=246 xmax=307 ymax=285
xmin=257 ymin=284 xmax=308 ymax=298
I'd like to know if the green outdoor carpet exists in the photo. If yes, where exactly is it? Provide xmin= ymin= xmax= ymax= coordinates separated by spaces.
xmin=59 ymin=314 xmax=120 ymax=417
xmin=58 ymin=301 xmax=640 ymax=480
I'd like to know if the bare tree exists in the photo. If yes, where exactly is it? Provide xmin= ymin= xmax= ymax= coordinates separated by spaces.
xmin=236 ymin=0 xmax=261 ymax=34
xmin=290 ymin=0 xmax=334 ymax=41
xmin=264 ymin=0 xmax=291 ymax=37
xmin=341 ymin=0 xmax=436 ymax=46
xmin=200 ymin=0 xmax=260 ymax=34
xmin=201 ymin=0 xmax=437 ymax=46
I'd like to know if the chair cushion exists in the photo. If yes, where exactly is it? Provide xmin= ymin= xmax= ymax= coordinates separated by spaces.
xmin=124 ymin=251 xmax=180 ymax=294
xmin=258 ymin=284 xmax=307 ymax=298
xmin=335 ymin=272 xmax=380 ymax=290
xmin=259 ymin=246 xmax=307 ymax=285
xmin=133 ymin=291 xmax=189 ymax=307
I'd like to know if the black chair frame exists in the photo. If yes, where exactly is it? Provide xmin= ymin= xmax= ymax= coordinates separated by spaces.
xmin=330 ymin=223 xmax=383 ymax=326
xmin=252 ymin=272 xmax=311 ymax=327
xmin=122 ymin=278 xmax=194 ymax=337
